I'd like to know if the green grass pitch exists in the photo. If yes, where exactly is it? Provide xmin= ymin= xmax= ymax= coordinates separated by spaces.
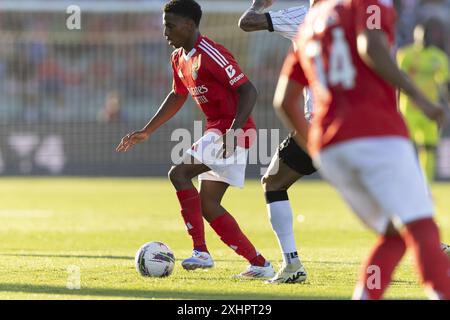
xmin=0 ymin=178 xmax=449 ymax=300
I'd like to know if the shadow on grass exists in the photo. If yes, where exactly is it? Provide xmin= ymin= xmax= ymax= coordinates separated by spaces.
xmin=303 ymin=260 xmax=360 ymax=266
xmin=1 ymin=254 xmax=363 ymax=266
xmin=0 ymin=283 xmax=346 ymax=300
xmin=0 ymin=253 xmax=132 ymax=260
xmin=0 ymin=253 xmax=244 ymax=264
xmin=390 ymin=279 xmax=418 ymax=286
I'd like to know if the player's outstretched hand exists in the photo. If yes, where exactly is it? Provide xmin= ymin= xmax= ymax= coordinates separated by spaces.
xmin=412 ymin=93 xmax=449 ymax=130
xmin=116 ymin=130 xmax=149 ymax=152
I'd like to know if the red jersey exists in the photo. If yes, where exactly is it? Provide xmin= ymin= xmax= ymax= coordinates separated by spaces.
xmin=171 ymin=35 xmax=256 ymax=147
xmin=288 ymin=0 xmax=409 ymax=156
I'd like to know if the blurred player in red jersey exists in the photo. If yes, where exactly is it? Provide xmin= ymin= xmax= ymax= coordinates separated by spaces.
xmin=274 ymin=0 xmax=450 ymax=299
xmin=116 ymin=0 xmax=275 ymax=279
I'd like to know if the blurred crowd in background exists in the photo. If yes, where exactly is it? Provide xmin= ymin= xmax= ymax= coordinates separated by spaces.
xmin=0 ymin=0 xmax=448 ymax=124
xmin=0 ymin=6 xmax=166 ymax=123
xmin=396 ymin=0 xmax=449 ymax=50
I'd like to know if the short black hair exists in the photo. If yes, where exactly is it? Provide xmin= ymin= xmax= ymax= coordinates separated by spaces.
xmin=164 ymin=0 xmax=202 ymax=27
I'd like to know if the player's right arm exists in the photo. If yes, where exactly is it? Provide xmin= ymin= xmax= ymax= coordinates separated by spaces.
xmin=239 ymin=1 xmax=307 ymax=41
xmin=115 ymin=91 xmax=187 ymax=152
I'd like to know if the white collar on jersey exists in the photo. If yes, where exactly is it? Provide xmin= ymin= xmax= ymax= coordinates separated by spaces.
xmin=183 ymin=48 xmax=197 ymax=61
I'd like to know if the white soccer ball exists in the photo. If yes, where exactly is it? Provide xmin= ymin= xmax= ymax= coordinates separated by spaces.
xmin=135 ymin=241 xmax=175 ymax=277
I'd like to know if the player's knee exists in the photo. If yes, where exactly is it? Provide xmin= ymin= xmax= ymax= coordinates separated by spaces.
xmin=261 ymin=174 xmax=276 ymax=192
xmin=168 ymin=166 xmax=186 ymax=187
xmin=383 ymin=221 xmax=400 ymax=237
xmin=261 ymin=175 xmax=270 ymax=191
xmin=167 ymin=166 xmax=177 ymax=185
xmin=261 ymin=174 xmax=284 ymax=192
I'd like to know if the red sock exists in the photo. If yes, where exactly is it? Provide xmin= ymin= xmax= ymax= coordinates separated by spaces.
xmin=353 ymin=235 xmax=406 ymax=300
xmin=210 ymin=212 xmax=266 ymax=266
xmin=402 ymin=218 xmax=450 ymax=299
xmin=176 ymin=188 xmax=208 ymax=253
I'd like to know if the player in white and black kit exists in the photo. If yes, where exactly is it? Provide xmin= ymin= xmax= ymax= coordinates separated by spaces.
xmin=239 ymin=0 xmax=314 ymax=284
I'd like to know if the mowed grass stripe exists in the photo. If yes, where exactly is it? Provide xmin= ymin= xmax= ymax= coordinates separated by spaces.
xmin=0 ymin=178 xmax=448 ymax=299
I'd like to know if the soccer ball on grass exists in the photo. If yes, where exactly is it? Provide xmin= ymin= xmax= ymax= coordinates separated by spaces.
xmin=135 ymin=241 xmax=175 ymax=277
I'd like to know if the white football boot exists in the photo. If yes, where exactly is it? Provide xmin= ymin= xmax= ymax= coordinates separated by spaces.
xmin=234 ymin=262 xmax=275 ymax=279
xmin=441 ymin=243 xmax=450 ymax=259
xmin=265 ymin=261 xmax=307 ymax=284
xmin=181 ymin=250 xmax=214 ymax=270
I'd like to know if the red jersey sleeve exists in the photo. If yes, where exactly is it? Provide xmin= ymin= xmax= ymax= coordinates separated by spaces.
xmin=171 ymin=53 xmax=188 ymax=95
xmin=200 ymin=42 xmax=249 ymax=91
xmin=280 ymin=47 xmax=308 ymax=86
xmin=353 ymin=0 xmax=396 ymax=43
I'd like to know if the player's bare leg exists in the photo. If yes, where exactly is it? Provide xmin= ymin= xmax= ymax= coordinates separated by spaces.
xmin=168 ymin=156 xmax=215 ymax=270
xmin=168 ymin=156 xmax=210 ymax=191
xmin=199 ymin=180 xmax=229 ymax=223
xmin=262 ymin=152 xmax=302 ymax=191
xmin=261 ymin=153 xmax=307 ymax=283
xmin=199 ymin=179 xmax=275 ymax=279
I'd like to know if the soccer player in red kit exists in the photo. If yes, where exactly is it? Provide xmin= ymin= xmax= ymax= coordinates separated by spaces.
xmin=116 ymin=0 xmax=275 ymax=279
xmin=274 ymin=0 xmax=450 ymax=299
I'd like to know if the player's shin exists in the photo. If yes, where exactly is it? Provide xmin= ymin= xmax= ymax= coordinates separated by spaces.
xmin=352 ymin=235 xmax=406 ymax=300
xmin=265 ymin=190 xmax=300 ymax=265
xmin=209 ymin=211 xmax=267 ymax=266
xmin=402 ymin=218 xmax=450 ymax=299
xmin=176 ymin=188 xmax=208 ymax=253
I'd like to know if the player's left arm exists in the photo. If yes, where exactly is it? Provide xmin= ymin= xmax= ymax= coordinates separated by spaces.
xmin=208 ymin=50 xmax=257 ymax=132
xmin=238 ymin=0 xmax=274 ymax=31
xmin=273 ymin=50 xmax=309 ymax=149
xmin=205 ymin=44 xmax=258 ymax=157
xmin=273 ymin=76 xmax=308 ymax=150
xmin=217 ymin=81 xmax=257 ymax=158
xmin=231 ymin=81 xmax=258 ymax=131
